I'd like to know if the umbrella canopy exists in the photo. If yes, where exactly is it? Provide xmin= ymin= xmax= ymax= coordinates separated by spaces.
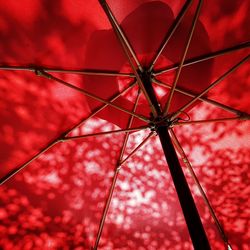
xmin=0 ymin=0 xmax=249 ymax=249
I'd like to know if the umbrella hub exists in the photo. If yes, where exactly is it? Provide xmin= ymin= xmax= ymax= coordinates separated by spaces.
xmin=138 ymin=68 xmax=153 ymax=82
xmin=149 ymin=116 xmax=173 ymax=132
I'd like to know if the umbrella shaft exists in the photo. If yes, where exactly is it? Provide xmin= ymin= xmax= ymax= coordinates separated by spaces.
xmin=138 ymin=63 xmax=211 ymax=249
xmin=135 ymin=61 xmax=211 ymax=249
xmin=157 ymin=127 xmax=211 ymax=250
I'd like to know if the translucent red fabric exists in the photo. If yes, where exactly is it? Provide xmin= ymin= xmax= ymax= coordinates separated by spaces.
xmin=0 ymin=0 xmax=249 ymax=249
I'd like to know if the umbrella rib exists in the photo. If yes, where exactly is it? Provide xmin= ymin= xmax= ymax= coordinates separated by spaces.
xmin=36 ymin=70 xmax=150 ymax=123
xmin=0 ymin=140 xmax=58 ymax=185
xmin=170 ymin=55 xmax=250 ymax=121
xmin=98 ymin=1 xmax=142 ymax=72
xmin=119 ymin=132 xmax=155 ymax=166
xmin=93 ymin=89 xmax=141 ymax=250
xmin=63 ymin=126 xmax=149 ymax=141
xmin=0 ymin=81 xmax=137 ymax=185
xmin=98 ymin=0 xmax=160 ymax=117
xmin=0 ymin=65 xmax=134 ymax=77
xmin=173 ymin=116 xmax=250 ymax=126
xmin=118 ymin=89 xmax=142 ymax=162
xmin=149 ymin=0 xmax=193 ymax=72
xmin=163 ymin=0 xmax=203 ymax=116
xmin=152 ymin=78 xmax=247 ymax=117
xmin=64 ymin=81 xmax=138 ymax=136
xmin=92 ymin=166 xmax=120 ymax=250
xmin=169 ymin=129 xmax=232 ymax=248
xmin=153 ymin=41 xmax=250 ymax=76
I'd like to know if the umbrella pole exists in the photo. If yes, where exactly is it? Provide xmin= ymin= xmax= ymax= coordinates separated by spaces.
xmin=157 ymin=126 xmax=211 ymax=249
xmin=139 ymin=70 xmax=211 ymax=249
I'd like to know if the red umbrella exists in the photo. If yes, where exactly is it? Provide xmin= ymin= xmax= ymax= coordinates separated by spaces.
xmin=0 ymin=0 xmax=249 ymax=249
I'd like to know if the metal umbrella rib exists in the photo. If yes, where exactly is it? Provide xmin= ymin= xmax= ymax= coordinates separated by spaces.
xmin=93 ymin=88 xmax=142 ymax=249
xmin=173 ymin=116 xmax=250 ymax=126
xmin=118 ymin=89 xmax=142 ymax=163
xmin=149 ymin=0 xmax=193 ymax=71
xmin=152 ymin=78 xmax=248 ymax=117
xmin=169 ymin=129 xmax=232 ymax=249
xmin=119 ymin=132 xmax=155 ymax=166
xmin=35 ymin=69 xmax=150 ymax=123
xmin=170 ymin=55 xmax=250 ymax=121
xmin=63 ymin=126 xmax=149 ymax=142
xmin=153 ymin=42 xmax=250 ymax=76
xmin=98 ymin=1 xmax=143 ymax=73
xmin=163 ymin=0 xmax=203 ymax=116
xmin=0 ymin=65 xmax=135 ymax=77
xmin=92 ymin=131 xmax=154 ymax=250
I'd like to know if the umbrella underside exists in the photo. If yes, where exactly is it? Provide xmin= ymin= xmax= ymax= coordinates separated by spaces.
xmin=0 ymin=0 xmax=249 ymax=249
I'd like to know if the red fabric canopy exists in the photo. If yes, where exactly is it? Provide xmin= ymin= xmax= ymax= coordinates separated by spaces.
xmin=0 ymin=0 xmax=249 ymax=249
